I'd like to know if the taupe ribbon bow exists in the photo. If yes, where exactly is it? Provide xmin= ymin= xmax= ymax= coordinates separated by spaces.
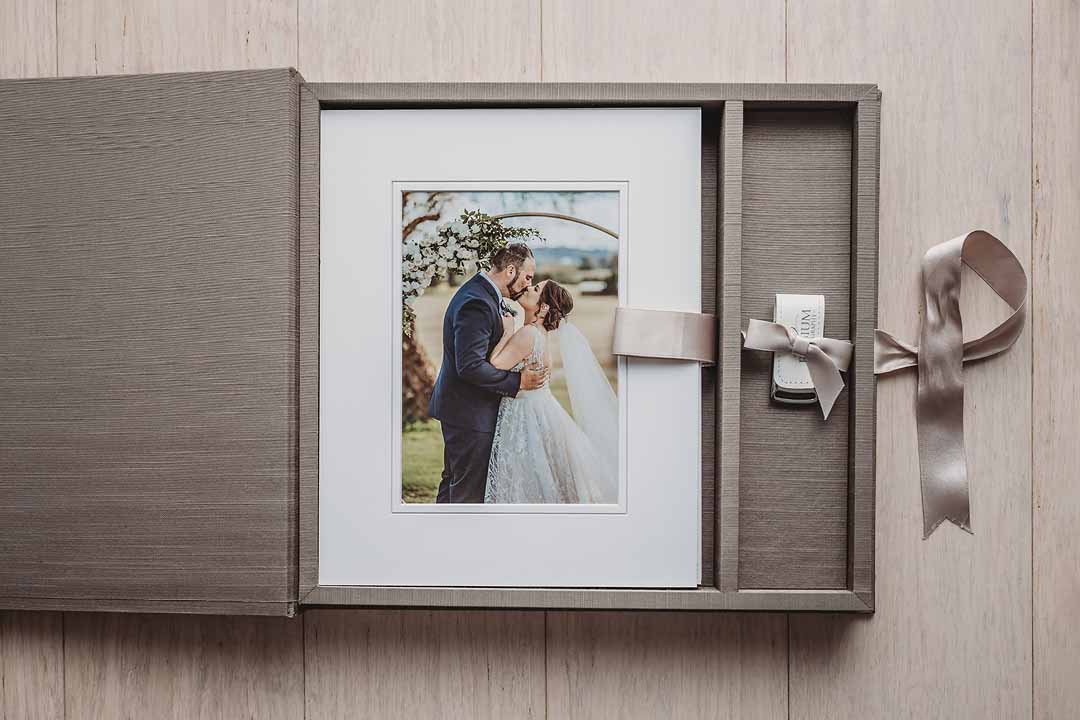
xmin=875 ymin=230 xmax=1027 ymax=539
xmin=742 ymin=320 xmax=853 ymax=419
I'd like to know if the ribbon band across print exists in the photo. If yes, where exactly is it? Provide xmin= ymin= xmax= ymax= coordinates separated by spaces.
xmin=875 ymin=230 xmax=1027 ymax=539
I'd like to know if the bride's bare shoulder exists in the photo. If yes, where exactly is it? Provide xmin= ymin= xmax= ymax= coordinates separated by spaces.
xmin=512 ymin=322 xmax=542 ymax=337
xmin=506 ymin=323 xmax=539 ymax=349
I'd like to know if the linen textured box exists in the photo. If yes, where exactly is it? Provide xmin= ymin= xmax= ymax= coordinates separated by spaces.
xmin=0 ymin=68 xmax=879 ymax=615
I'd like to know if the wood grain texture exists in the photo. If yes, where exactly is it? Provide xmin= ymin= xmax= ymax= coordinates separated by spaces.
xmin=738 ymin=110 xmax=853 ymax=590
xmin=787 ymin=2 xmax=1033 ymax=718
xmin=56 ymin=0 xmax=297 ymax=75
xmin=304 ymin=609 xmax=545 ymax=720
xmin=64 ymin=612 xmax=303 ymax=720
xmin=298 ymin=0 xmax=541 ymax=82
xmin=540 ymin=0 xmax=785 ymax=82
xmin=0 ymin=612 xmax=64 ymax=720
xmin=0 ymin=69 xmax=300 ymax=606
xmin=546 ymin=612 xmax=787 ymax=720
xmin=0 ymin=0 xmax=55 ymax=79
xmin=1033 ymin=0 xmax=1080 ymax=717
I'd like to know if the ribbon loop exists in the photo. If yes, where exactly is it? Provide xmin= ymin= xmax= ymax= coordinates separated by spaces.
xmin=742 ymin=319 xmax=853 ymax=420
xmin=874 ymin=229 xmax=1027 ymax=539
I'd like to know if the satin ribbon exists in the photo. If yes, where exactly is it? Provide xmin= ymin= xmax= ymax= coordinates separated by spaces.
xmin=875 ymin=229 xmax=1027 ymax=539
xmin=611 ymin=307 xmax=718 ymax=364
xmin=742 ymin=319 xmax=854 ymax=419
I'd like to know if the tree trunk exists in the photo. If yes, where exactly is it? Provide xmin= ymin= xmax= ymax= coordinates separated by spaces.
xmin=402 ymin=330 xmax=437 ymax=426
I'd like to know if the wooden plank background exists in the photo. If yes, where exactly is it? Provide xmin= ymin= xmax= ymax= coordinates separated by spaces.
xmin=0 ymin=0 xmax=1073 ymax=718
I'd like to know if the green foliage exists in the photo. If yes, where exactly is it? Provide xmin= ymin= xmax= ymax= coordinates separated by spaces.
xmin=402 ymin=209 xmax=543 ymax=335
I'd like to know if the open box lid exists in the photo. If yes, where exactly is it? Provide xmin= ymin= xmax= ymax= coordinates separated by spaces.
xmin=0 ymin=68 xmax=303 ymax=616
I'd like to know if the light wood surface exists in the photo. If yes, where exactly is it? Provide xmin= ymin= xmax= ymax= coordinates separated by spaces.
xmin=56 ymin=0 xmax=297 ymax=75
xmin=786 ymin=2 xmax=1033 ymax=719
xmin=540 ymin=0 xmax=785 ymax=81
xmin=64 ymin=613 xmax=303 ymax=719
xmin=298 ymin=0 xmax=541 ymax=81
xmin=1 ymin=1 xmax=1074 ymax=719
xmin=0 ymin=612 xmax=63 ymax=720
xmin=304 ymin=610 xmax=545 ymax=720
xmin=546 ymin=612 xmax=787 ymax=719
xmin=0 ymin=0 xmax=54 ymax=79
xmin=1033 ymin=0 xmax=1080 ymax=717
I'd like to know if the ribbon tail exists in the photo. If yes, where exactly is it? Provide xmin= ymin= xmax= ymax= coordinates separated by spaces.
xmin=916 ymin=233 xmax=972 ymax=539
xmin=805 ymin=347 xmax=845 ymax=419
xmin=922 ymin=490 xmax=973 ymax=538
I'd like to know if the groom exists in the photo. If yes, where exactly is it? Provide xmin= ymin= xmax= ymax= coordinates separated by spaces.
xmin=429 ymin=243 xmax=549 ymax=503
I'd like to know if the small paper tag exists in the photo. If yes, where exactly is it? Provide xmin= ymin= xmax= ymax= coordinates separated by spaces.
xmin=771 ymin=294 xmax=825 ymax=404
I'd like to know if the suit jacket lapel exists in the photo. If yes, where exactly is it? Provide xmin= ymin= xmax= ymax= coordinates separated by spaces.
xmin=469 ymin=274 xmax=505 ymax=350
xmin=473 ymin=272 xmax=502 ymax=306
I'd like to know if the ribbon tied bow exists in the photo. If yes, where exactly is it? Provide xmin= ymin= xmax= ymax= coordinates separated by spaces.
xmin=742 ymin=319 xmax=853 ymax=419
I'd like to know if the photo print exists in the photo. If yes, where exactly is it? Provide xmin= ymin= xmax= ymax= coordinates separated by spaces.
xmin=396 ymin=187 xmax=625 ymax=509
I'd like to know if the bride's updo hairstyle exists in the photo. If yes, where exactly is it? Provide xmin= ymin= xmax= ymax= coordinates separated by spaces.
xmin=538 ymin=281 xmax=574 ymax=331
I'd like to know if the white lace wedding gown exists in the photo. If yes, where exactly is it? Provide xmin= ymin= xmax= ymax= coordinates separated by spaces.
xmin=485 ymin=323 xmax=618 ymax=504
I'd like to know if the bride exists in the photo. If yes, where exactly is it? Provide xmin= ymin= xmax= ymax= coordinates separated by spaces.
xmin=484 ymin=279 xmax=618 ymax=504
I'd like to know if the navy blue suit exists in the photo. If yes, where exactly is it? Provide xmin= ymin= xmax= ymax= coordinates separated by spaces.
xmin=429 ymin=273 xmax=522 ymax=502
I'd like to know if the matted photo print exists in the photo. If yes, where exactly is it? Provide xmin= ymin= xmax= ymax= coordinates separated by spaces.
xmin=318 ymin=107 xmax=701 ymax=587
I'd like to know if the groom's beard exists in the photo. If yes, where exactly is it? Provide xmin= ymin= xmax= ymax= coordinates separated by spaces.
xmin=509 ymin=285 xmax=528 ymax=301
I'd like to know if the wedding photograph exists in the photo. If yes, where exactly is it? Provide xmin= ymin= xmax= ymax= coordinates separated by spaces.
xmin=398 ymin=188 xmax=623 ymax=506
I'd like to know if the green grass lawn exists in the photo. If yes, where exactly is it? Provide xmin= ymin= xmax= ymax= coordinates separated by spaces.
xmin=402 ymin=420 xmax=444 ymax=503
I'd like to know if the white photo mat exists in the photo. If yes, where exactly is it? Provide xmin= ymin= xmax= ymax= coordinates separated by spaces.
xmin=319 ymin=107 xmax=703 ymax=587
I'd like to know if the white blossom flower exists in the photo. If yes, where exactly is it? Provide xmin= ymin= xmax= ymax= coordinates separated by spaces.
xmin=451 ymin=221 xmax=469 ymax=236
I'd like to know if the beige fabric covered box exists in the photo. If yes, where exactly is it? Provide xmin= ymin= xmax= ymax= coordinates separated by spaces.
xmin=0 ymin=69 xmax=879 ymax=615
